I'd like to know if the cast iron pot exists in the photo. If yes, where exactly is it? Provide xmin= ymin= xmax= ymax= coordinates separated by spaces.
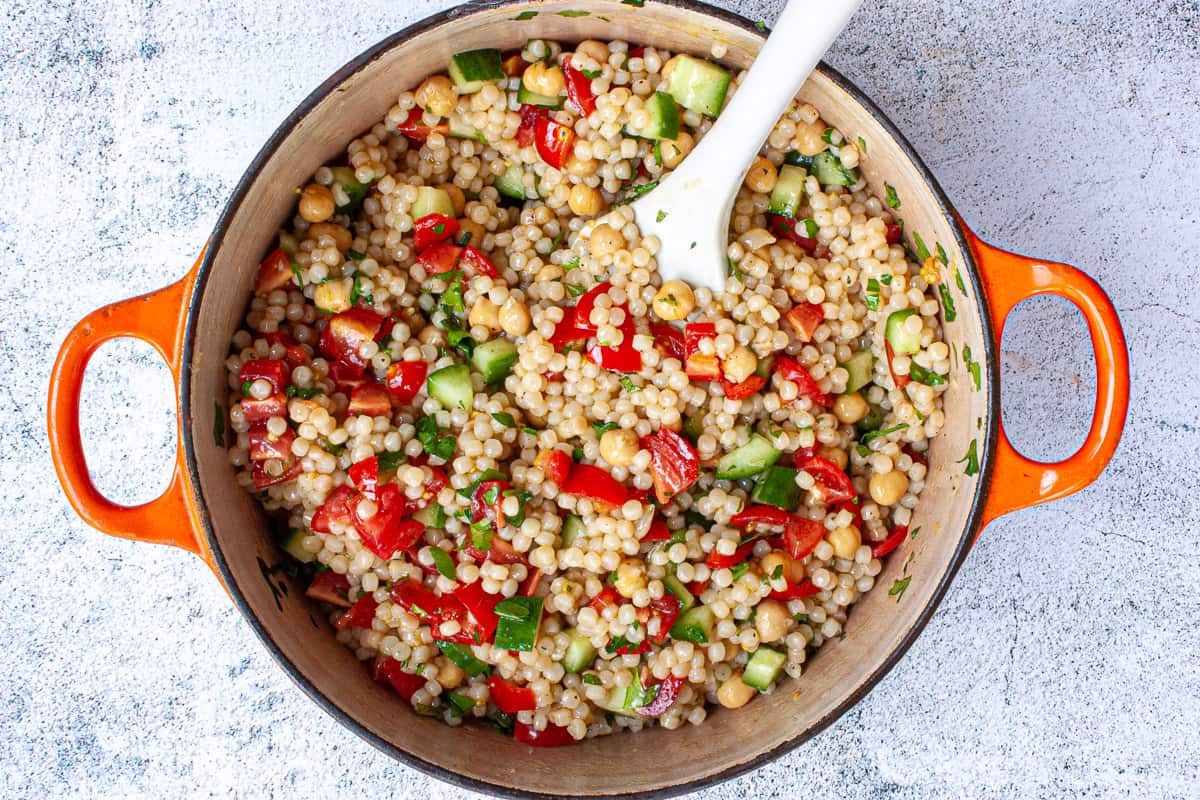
xmin=47 ymin=1 xmax=1130 ymax=796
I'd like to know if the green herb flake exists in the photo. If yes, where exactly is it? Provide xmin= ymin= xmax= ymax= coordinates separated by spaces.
xmin=241 ymin=380 xmax=253 ymax=397
xmin=613 ymin=180 xmax=659 ymax=206
xmin=861 ymin=423 xmax=910 ymax=444
xmin=558 ymin=9 xmax=590 ymax=16
xmin=290 ymin=262 xmax=305 ymax=288
xmin=910 ymin=526 xmax=921 ymax=540
xmin=619 ymin=376 xmax=641 ymax=393
xmin=963 ymin=344 xmax=981 ymax=391
xmin=857 ymin=136 xmax=867 ymax=154
xmin=655 ymin=209 xmax=667 ymax=222
xmin=513 ymin=10 xmax=537 ymax=19
xmin=912 ymin=231 xmax=932 ymax=263
xmin=727 ymin=257 xmax=744 ymax=281
xmin=572 ymin=446 xmax=585 ymax=462
xmin=756 ymin=19 xmax=768 ymax=30
xmin=730 ymin=562 xmax=750 ymax=581
xmin=470 ymin=520 xmax=493 ymax=552
xmin=522 ymin=426 xmax=538 ymax=437
xmin=821 ymin=128 xmax=835 ymax=144
xmin=582 ymin=673 xmax=602 ymax=685
xmin=689 ymin=241 xmax=696 ymax=249
xmin=286 ymin=385 xmax=324 ymax=400
xmin=935 ymin=242 xmax=949 ymax=265
xmin=416 ymin=415 xmax=457 ymax=461
xmin=770 ymin=564 xmax=784 ymax=581
xmin=621 ymin=0 xmax=645 ymax=5
xmin=908 ymin=363 xmax=947 ymax=386
xmin=492 ymin=412 xmax=517 ymax=428
xmin=378 ymin=450 xmax=406 ymax=473
xmin=212 ymin=403 xmax=225 ymax=447
xmin=800 ymin=218 xmax=819 ymax=238
xmin=865 ymin=278 xmax=881 ymax=312
xmin=955 ymin=267 xmax=967 ymax=295
xmin=346 ymin=249 xmax=366 ymax=262
xmin=429 ymin=546 xmax=457 ymax=581
xmin=566 ymin=283 xmax=587 ymax=298
xmin=563 ymin=257 xmax=580 ymax=272
xmin=885 ymin=184 xmax=901 ymax=209
xmin=880 ymin=273 xmax=893 ymax=285
xmin=888 ymin=575 xmax=912 ymax=601
xmin=959 ymin=439 xmax=980 ymax=476
xmin=938 ymin=283 xmax=958 ymax=322
xmin=591 ymin=421 xmax=619 ymax=436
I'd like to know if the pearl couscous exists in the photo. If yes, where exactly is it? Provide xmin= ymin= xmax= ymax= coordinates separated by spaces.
xmin=225 ymin=38 xmax=948 ymax=746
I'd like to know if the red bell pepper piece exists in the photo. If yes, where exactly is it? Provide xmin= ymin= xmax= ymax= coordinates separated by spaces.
xmin=650 ymin=322 xmax=686 ymax=361
xmin=587 ymin=587 xmax=622 ymax=614
xmin=730 ymin=505 xmax=793 ymax=529
xmin=549 ymin=306 xmax=592 ymax=351
xmin=516 ymin=104 xmax=547 ymax=148
xmin=247 ymin=423 xmax=295 ymax=462
xmin=372 ymin=657 xmax=427 ymax=701
xmin=683 ymin=322 xmax=721 ymax=381
xmin=397 ymin=107 xmax=448 ymax=142
xmin=251 ymin=458 xmax=302 ymax=489
xmin=587 ymin=318 xmax=642 ymax=372
xmin=705 ymin=541 xmax=756 ymax=570
xmin=768 ymin=214 xmax=818 ymax=254
xmin=646 ymin=595 xmax=681 ymax=645
xmin=774 ymin=355 xmax=831 ymax=406
xmin=721 ymin=374 xmax=766 ymax=400
xmin=254 ymin=248 xmax=294 ymax=294
xmin=347 ymin=384 xmax=392 ymax=417
xmin=562 ymin=55 xmax=597 ymax=116
xmin=454 ymin=581 xmax=500 ymax=642
xmin=560 ymin=464 xmax=630 ymax=511
xmin=347 ymin=456 xmax=380 ymax=501
xmin=239 ymin=359 xmax=288 ymax=394
xmin=319 ymin=307 xmax=385 ymax=369
xmin=514 ymin=720 xmax=575 ymax=746
xmin=795 ymin=454 xmax=857 ymax=505
xmin=784 ymin=302 xmax=825 ymax=343
xmin=637 ymin=675 xmax=684 ymax=716
xmin=355 ymin=483 xmax=424 ymax=559
xmin=389 ymin=578 xmax=445 ymax=618
xmin=413 ymin=213 xmax=460 ymax=251
xmin=414 ymin=241 xmax=463 ymax=276
xmin=783 ymin=516 xmax=827 ymax=561
xmin=573 ymin=282 xmax=612 ymax=333
xmin=240 ymin=394 xmax=287 ymax=424
xmin=769 ymin=578 xmax=821 ymax=601
xmin=871 ymin=525 xmax=908 ymax=559
xmin=487 ymin=675 xmax=539 ymax=713
xmin=533 ymin=117 xmax=575 ymax=170
xmin=460 ymin=246 xmax=498 ymax=278
xmin=885 ymin=221 xmax=902 ymax=244
xmin=385 ymin=360 xmax=428 ymax=404
xmin=537 ymin=448 xmax=574 ymax=486
xmin=885 ymin=339 xmax=910 ymax=389
xmin=641 ymin=517 xmax=672 ymax=542
xmin=305 ymin=571 xmax=352 ymax=607
xmin=335 ymin=592 xmax=379 ymax=630
xmin=641 ymin=427 xmax=699 ymax=504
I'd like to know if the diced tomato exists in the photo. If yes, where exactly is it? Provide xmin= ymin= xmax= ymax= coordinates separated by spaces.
xmin=795 ymin=454 xmax=857 ymax=505
xmin=637 ymin=674 xmax=684 ymax=716
xmin=406 ymin=466 xmax=448 ymax=514
xmin=516 ymin=104 xmax=548 ymax=148
xmin=683 ymin=322 xmax=715 ymax=357
xmin=706 ymin=541 xmax=756 ymax=570
xmin=471 ymin=479 xmax=511 ymax=527
xmin=650 ymin=322 xmax=686 ymax=361
xmin=587 ymin=318 xmax=642 ymax=372
xmin=459 ymin=246 xmax=498 ymax=278
xmin=397 ymin=107 xmax=448 ymax=142
xmin=328 ymin=361 xmax=367 ymax=393
xmin=885 ymin=221 xmax=902 ymax=245
xmin=784 ymin=302 xmax=825 ymax=343
xmin=687 ymin=579 xmax=708 ymax=596
xmin=573 ymin=282 xmax=612 ymax=333
xmin=251 ymin=457 xmax=302 ymax=490
xmin=885 ymin=339 xmax=910 ymax=389
xmin=514 ymin=721 xmax=575 ymax=746
xmin=347 ymin=456 xmax=380 ymax=501
xmin=240 ymin=394 xmax=287 ymax=424
xmin=903 ymin=445 xmax=928 ymax=468
xmin=641 ymin=517 xmax=671 ymax=542
xmin=560 ymin=464 xmax=630 ymax=511
xmin=319 ymin=308 xmax=385 ymax=369
xmin=311 ymin=485 xmax=357 ymax=534
xmin=454 ymin=581 xmax=501 ymax=642
xmin=305 ymin=571 xmax=352 ymax=607
xmin=355 ymin=483 xmax=424 ymax=559
xmin=414 ymin=241 xmax=463 ymax=276
xmin=683 ymin=322 xmax=721 ymax=380
xmin=536 ymin=448 xmax=573 ymax=485
xmin=730 ymin=505 xmax=792 ymax=529
xmin=769 ymin=578 xmax=821 ymax=601
xmin=774 ymin=355 xmax=831 ymax=406
xmin=609 ymin=638 xmax=650 ymax=656
xmin=336 ymin=592 xmax=379 ymax=630
xmin=519 ymin=568 xmax=544 ymax=597
xmin=641 ymin=427 xmax=699 ymax=504
xmin=427 ymin=596 xmax=488 ymax=645
xmin=239 ymin=359 xmax=288 ymax=394
xmin=487 ymin=675 xmax=539 ymax=712
xmin=646 ymin=595 xmax=681 ymax=645
xmin=784 ymin=516 xmax=827 ymax=561
xmin=501 ymin=52 xmax=527 ymax=77
xmin=721 ymin=374 xmax=766 ymax=400
xmin=371 ymin=656 xmax=426 ymax=701
xmin=385 ymin=360 xmax=428 ymax=404
xmin=533 ymin=117 xmax=575 ymax=170
xmin=768 ymin=214 xmax=818 ymax=253
xmin=389 ymin=578 xmax=445 ymax=618
xmin=413 ymin=213 xmax=459 ymax=251
xmin=247 ymin=423 xmax=294 ymax=463
xmin=587 ymin=587 xmax=622 ymax=614
xmin=463 ymin=535 xmax=529 ymax=566
xmin=549 ymin=306 xmax=592 ymax=351
xmin=871 ymin=525 xmax=908 ymax=559
xmin=254 ymin=248 xmax=294 ymax=294
xmin=562 ymin=55 xmax=597 ymax=116
xmin=347 ymin=384 xmax=392 ymax=417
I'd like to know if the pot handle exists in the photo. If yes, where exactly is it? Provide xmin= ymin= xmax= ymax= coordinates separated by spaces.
xmin=963 ymin=226 xmax=1129 ymax=527
xmin=48 ymin=264 xmax=206 ymax=557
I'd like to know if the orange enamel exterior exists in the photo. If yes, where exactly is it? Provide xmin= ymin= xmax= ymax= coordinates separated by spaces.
xmin=47 ymin=253 xmax=213 ymax=568
xmin=963 ymin=224 xmax=1130 ymax=528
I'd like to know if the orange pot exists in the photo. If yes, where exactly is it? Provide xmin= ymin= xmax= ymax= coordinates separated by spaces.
xmin=46 ymin=1 xmax=1129 ymax=796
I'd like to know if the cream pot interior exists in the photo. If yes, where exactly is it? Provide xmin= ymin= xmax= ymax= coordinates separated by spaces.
xmin=183 ymin=1 xmax=993 ymax=795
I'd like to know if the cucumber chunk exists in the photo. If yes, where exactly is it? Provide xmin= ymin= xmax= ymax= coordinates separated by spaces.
xmin=449 ymin=49 xmax=505 ymax=93
xmin=412 ymin=186 xmax=455 ymax=219
xmin=664 ymin=54 xmax=731 ymax=117
xmin=493 ymin=596 xmax=543 ymax=652
xmin=560 ymin=629 xmax=597 ymax=673
xmin=715 ymin=433 xmax=781 ymax=479
xmin=750 ymin=466 xmax=802 ymax=511
xmin=561 ymin=514 xmax=586 ymax=547
xmin=662 ymin=573 xmax=695 ymax=612
xmin=447 ymin=113 xmax=486 ymax=143
xmin=471 ymin=338 xmax=518 ymax=384
xmin=436 ymin=641 xmax=490 ymax=677
xmin=885 ymin=309 xmax=921 ymax=355
xmin=412 ymin=502 xmax=446 ymax=529
xmin=329 ymin=166 xmax=368 ymax=212
xmin=517 ymin=81 xmax=563 ymax=109
xmin=279 ymin=528 xmax=315 ymax=563
xmin=670 ymin=605 xmax=715 ymax=644
xmin=768 ymin=164 xmax=807 ymax=217
xmin=840 ymin=349 xmax=875 ymax=393
xmin=627 ymin=91 xmax=680 ymax=140
xmin=810 ymin=151 xmax=859 ymax=187
xmin=742 ymin=646 xmax=786 ymax=691
xmin=856 ymin=403 xmax=885 ymax=434
xmin=597 ymin=685 xmax=639 ymax=716
xmin=681 ymin=412 xmax=704 ymax=444
xmin=427 ymin=364 xmax=474 ymax=410
xmin=493 ymin=163 xmax=527 ymax=200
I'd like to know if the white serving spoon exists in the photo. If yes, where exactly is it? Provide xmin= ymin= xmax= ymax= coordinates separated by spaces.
xmin=631 ymin=0 xmax=864 ymax=290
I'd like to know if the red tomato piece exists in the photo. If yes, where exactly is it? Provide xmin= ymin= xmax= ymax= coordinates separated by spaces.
xmin=487 ymin=675 xmax=539 ymax=713
xmin=533 ymin=117 xmax=575 ymax=170
xmin=640 ymin=427 xmax=699 ymax=504
xmin=783 ymin=516 xmax=827 ymax=561
xmin=683 ymin=322 xmax=716 ymax=357
xmin=251 ymin=458 xmax=302 ymax=490
xmin=721 ymin=374 xmax=766 ymax=400
xmin=885 ymin=339 xmax=910 ymax=389
xmin=311 ymin=485 xmax=357 ymax=534
xmin=428 ymin=597 xmax=488 ymax=645
xmin=768 ymin=214 xmax=818 ymax=253
xmin=385 ymin=360 xmax=428 ymax=404
xmin=587 ymin=318 xmax=642 ymax=372
xmin=687 ymin=579 xmax=708 ymax=596
xmin=609 ymin=638 xmax=650 ymax=656
xmin=347 ymin=384 xmax=392 ymax=417
xmin=371 ymin=656 xmax=426 ymax=701
xmin=795 ymin=454 xmax=857 ymax=505
xmin=516 ymin=104 xmax=548 ymax=148
xmin=355 ymin=484 xmax=424 ymax=559
xmin=240 ymin=394 xmax=287 ymax=424
xmin=501 ymin=52 xmax=527 ymax=78
xmin=549 ymin=307 xmax=592 ymax=351
xmin=239 ymin=359 xmax=288 ymax=394
xmin=871 ymin=525 xmax=908 ymax=559
xmin=389 ymin=579 xmax=445 ymax=618
xmin=248 ymin=423 xmax=295 ymax=462
xmin=254 ymin=248 xmax=294 ymax=294
xmin=650 ymin=322 xmax=686 ymax=361
xmin=319 ymin=308 xmax=385 ymax=369
xmin=405 ymin=465 xmax=448 ymax=515
xmin=514 ymin=721 xmax=576 ymax=747
xmin=454 ymin=581 xmax=501 ymax=642
xmin=413 ymin=213 xmax=460 ymax=251
xmin=471 ymin=479 xmax=511 ymax=528
xmin=730 ymin=505 xmax=793 ymax=529
xmin=347 ymin=456 xmax=380 ymax=501
xmin=784 ymin=302 xmax=826 ymax=343
xmin=562 ymin=55 xmax=597 ymax=116
xmin=587 ymin=587 xmax=622 ymax=614
xmin=683 ymin=322 xmax=721 ymax=381
xmin=560 ymin=464 xmax=630 ymax=511
xmin=774 ymin=355 xmax=831 ymax=406
xmin=536 ymin=448 xmax=574 ymax=485
xmin=328 ymin=361 xmax=367 ymax=392
xmin=706 ymin=541 xmax=756 ymax=570
xmin=519 ymin=568 xmax=544 ymax=597
xmin=641 ymin=517 xmax=672 ymax=542
xmin=335 ymin=593 xmax=379 ymax=630
xmin=573 ymin=282 xmax=612 ymax=333
xmin=769 ymin=578 xmax=821 ymax=601
xmin=637 ymin=675 xmax=684 ymax=716
xmin=305 ymin=571 xmax=352 ymax=607
xmin=414 ymin=241 xmax=463 ymax=276
xmin=646 ymin=595 xmax=681 ymax=645
xmin=885 ymin=221 xmax=902 ymax=244
xmin=397 ymin=107 xmax=448 ymax=142
xmin=459 ymin=246 xmax=498 ymax=278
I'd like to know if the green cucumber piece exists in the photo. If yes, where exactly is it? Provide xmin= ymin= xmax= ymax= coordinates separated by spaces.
xmin=447 ymin=113 xmax=486 ymax=142
xmin=427 ymin=364 xmax=474 ymax=410
xmin=449 ymin=48 xmax=504 ymax=93
xmin=279 ymin=528 xmax=315 ymax=563
xmin=412 ymin=186 xmax=455 ymax=219
xmin=856 ymin=404 xmax=885 ymax=434
xmin=329 ymin=166 xmax=368 ymax=212
xmin=662 ymin=574 xmax=695 ymax=612
xmin=841 ymin=350 xmax=875 ymax=393
xmin=597 ymin=685 xmax=639 ymax=716
xmin=885 ymin=309 xmax=921 ymax=355
xmin=715 ymin=434 xmax=781 ymax=479
xmin=629 ymin=91 xmax=680 ymax=140
xmin=494 ymin=163 xmax=527 ymax=200
xmin=670 ymin=605 xmax=715 ymax=644
xmin=810 ymin=151 xmax=859 ymax=187
xmin=784 ymin=151 xmax=814 ymax=169
xmin=754 ymin=353 xmax=776 ymax=379
xmin=436 ymin=640 xmax=490 ymax=677
xmin=471 ymin=338 xmax=518 ymax=384
xmin=561 ymin=514 xmax=586 ymax=547
xmin=517 ymin=81 xmax=563 ymax=109
xmin=664 ymin=54 xmax=731 ymax=117
xmin=412 ymin=502 xmax=446 ymax=529
xmin=681 ymin=413 xmax=704 ymax=444
xmin=750 ymin=466 xmax=802 ymax=512
xmin=741 ymin=646 xmax=786 ymax=691
xmin=768 ymin=164 xmax=807 ymax=217
xmin=560 ymin=629 xmax=597 ymax=673
xmin=493 ymin=595 xmax=543 ymax=652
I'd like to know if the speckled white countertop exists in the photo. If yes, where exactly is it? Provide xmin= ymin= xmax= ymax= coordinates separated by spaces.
xmin=2 ymin=0 xmax=1198 ymax=797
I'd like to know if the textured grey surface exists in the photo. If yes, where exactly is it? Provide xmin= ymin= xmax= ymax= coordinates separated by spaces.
xmin=2 ymin=0 xmax=1198 ymax=797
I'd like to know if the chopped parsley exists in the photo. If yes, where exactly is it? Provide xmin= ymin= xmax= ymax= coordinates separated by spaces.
xmin=912 ymin=231 xmax=932 ymax=263
xmin=910 ymin=526 xmax=922 ymax=540
xmin=908 ymin=363 xmax=947 ymax=386
xmin=727 ymin=257 xmax=744 ymax=282
xmin=613 ymin=179 xmax=658 ymax=205
xmin=286 ymin=385 xmax=324 ymax=399
xmin=821 ymin=127 xmax=835 ymax=144
xmin=857 ymin=135 xmax=867 ymax=154
xmin=652 ymin=141 xmax=663 ymax=166
xmin=470 ymin=520 xmax=494 ymax=552
xmin=491 ymin=412 xmax=517 ymax=428
xmin=959 ymin=439 xmax=980 ymax=477
xmin=770 ymin=564 xmax=784 ymax=581
xmin=415 ymin=416 xmax=457 ymax=461
xmin=513 ymin=10 xmax=537 ymax=19
xmin=240 ymin=380 xmax=253 ymax=397
xmin=429 ymin=546 xmax=457 ymax=581
xmin=566 ymin=283 xmax=587 ymax=298
xmin=860 ymin=423 xmax=909 ymax=444
xmin=935 ymin=242 xmax=949 ymax=265
xmin=756 ymin=19 xmax=768 ymax=30
xmin=572 ymin=446 xmax=585 ymax=462
xmin=880 ymin=273 xmax=893 ymax=285
xmin=655 ymin=209 xmax=667 ymax=222
xmin=582 ymin=673 xmax=602 ymax=685
xmin=799 ymin=217 xmax=819 ymax=238
xmin=689 ymin=241 xmax=696 ymax=249
xmin=591 ymin=420 xmax=619 ymax=436
xmin=619 ymin=376 xmax=641 ymax=393
xmin=730 ymin=562 xmax=750 ymax=581
xmin=888 ymin=576 xmax=912 ymax=601
xmin=290 ymin=262 xmax=305 ymax=288
xmin=563 ymin=256 xmax=580 ymax=272
xmin=558 ymin=9 xmax=590 ymax=16
xmin=865 ymin=277 xmax=881 ymax=311
xmin=620 ymin=0 xmax=644 ymax=5
xmin=938 ymin=284 xmax=958 ymax=322
xmin=377 ymin=450 xmax=405 ymax=473
xmin=955 ymin=267 xmax=967 ymax=295
xmin=962 ymin=345 xmax=981 ymax=390
xmin=346 ymin=249 xmax=366 ymax=262
xmin=885 ymin=184 xmax=901 ymax=209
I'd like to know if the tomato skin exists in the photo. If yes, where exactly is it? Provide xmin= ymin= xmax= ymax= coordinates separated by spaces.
xmin=335 ymin=593 xmax=379 ymax=630
xmin=355 ymin=483 xmax=424 ymax=559
xmin=536 ymin=449 xmax=574 ymax=485
xmin=319 ymin=308 xmax=385 ymax=369
xmin=768 ymin=214 xmax=818 ymax=253
xmin=372 ymin=656 xmax=426 ymax=701
xmin=774 ymin=355 xmax=831 ymax=406
xmin=572 ymin=282 xmax=612 ymax=333
xmin=562 ymin=55 xmax=597 ymax=116
xmin=783 ymin=516 xmax=826 ymax=561
xmin=247 ymin=423 xmax=293 ymax=462
xmin=347 ymin=384 xmax=392 ymax=417
xmin=516 ymin=104 xmax=547 ymax=148
xmin=414 ymin=241 xmax=463 ymax=276
xmin=587 ymin=318 xmax=642 ymax=372
xmin=471 ymin=479 xmax=511 ymax=528
xmin=385 ymin=360 xmax=428 ymax=403
xmin=533 ymin=117 xmax=575 ymax=169
xmin=560 ymin=464 xmax=630 ymax=510
xmin=646 ymin=595 xmax=681 ymax=645
xmin=397 ymin=107 xmax=448 ymax=142
xmin=721 ymin=374 xmax=766 ymax=400
xmin=347 ymin=456 xmax=380 ymax=501
xmin=405 ymin=466 xmax=448 ymax=515
xmin=255 ymin=248 xmax=294 ymax=294
xmin=885 ymin=221 xmax=902 ymax=244
xmin=768 ymin=578 xmax=821 ymax=601
xmin=305 ymin=570 xmax=352 ymax=607
xmin=459 ymin=246 xmax=498 ymax=278
xmin=637 ymin=674 xmax=684 ymax=716
xmin=240 ymin=394 xmax=287 ymax=424
xmin=390 ymin=579 xmax=445 ymax=618
xmin=784 ymin=302 xmax=826 ymax=342
xmin=514 ymin=721 xmax=576 ymax=746
xmin=794 ymin=454 xmax=857 ymax=505
xmin=587 ymin=587 xmax=621 ymax=614
xmin=705 ymin=541 xmax=756 ymax=570
xmin=413 ymin=213 xmax=460 ymax=251
xmin=488 ymin=675 xmax=539 ymax=713
xmin=328 ymin=361 xmax=368 ymax=392
xmin=650 ymin=322 xmax=686 ymax=361
xmin=730 ymin=505 xmax=792 ymax=529
xmin=683 ymin=322 xmax=721 ymax=380
xmin=871 ymin=525 xmax=908 ymax=558
xmin=239 ymin=359 xmax=288 ymax=394
xmin=641 ymin=517 xmax=671 ymax=542
xmin=640 ymin=427 xmax=699 ymax=504
xmin=885 ymin=339 xmax=910 ymax=389
xmin=454 ymin=580 xmax=500 ymax=642
xmin=463 ymin=535 xmax=528 ymax=566
xmin=251 ymin=458 xmax=302 ymax=489
xmin=549 ymin=306 xmax=591 ymax=351
xmin=428 ymin=598 xmax=487 ymax=644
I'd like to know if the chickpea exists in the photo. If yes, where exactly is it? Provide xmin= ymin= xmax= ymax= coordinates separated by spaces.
xmin=565 ymin=154 xmax=598 ymax=177
xmin=613 ymin=558 xmax=646 ymax=599
xmin=652 ymin=279 xmax=696 ymax=321
xmin=574 ymin=40 xmax=610 ymax=64
xmin=760 ymin=551 xmax=789 ymax=582
xmin=722 ymin=345 xmax=758 ymax=384
xmin=818 ymin=445 xmax=848 ymax=471
xmin=833 ymin=392 xmax=869 ymax=425
xmin=298 ymin=183 xmax=335 ymax=223
xmin=589 ymin=223 xmax=625 ymax=258
xmin=438 ymin=661 xmax=467 ymax=690
xmin=468 ymin=297 xmax=500 ymax=332
xmin=599 ymin=428 xmax=638 ymax=467
xmin=717 ymin=671 xmax=757 ymax=709
xmin=457 ymin=218 xmax=485 ymax=247
xmin=868 ymin=470 xmax=910 ymax=506
xmin=313 ymin=277 xmax=353 ymax=314
xmin=793 ymin=118 xmax=829 ymax=157
xmin=307 ymin=222 xmax=353 ymax=252
xmin=415 ymin=75 xmax=458 ymax=116
xmin=568 ymin=183 xmax=604 ymax=216
xmin=660 ymin=131 xmax=694 ymax=169
xmin=754 ymin=599 xmax=790 ymax=643
xmin=522 ymin=61 xmax=566 ymax=97
xmin=743 ymin=156 xmax=778 ymax=194
xmin=499 ymin=296 xmax=531 ymax=337
xmin=826 ymin=525 xmax=862 ymax=561
xmin=438 ymin=183 xmax=466 ymax=215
